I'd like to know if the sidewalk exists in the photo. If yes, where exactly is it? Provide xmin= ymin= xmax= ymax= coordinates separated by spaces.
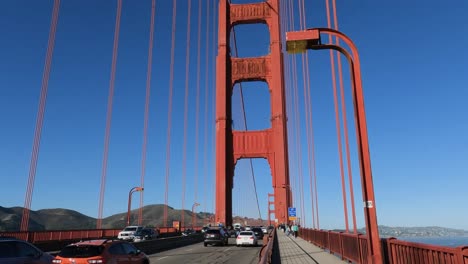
xmin=277 ymin=229 xmax=347 ymax=264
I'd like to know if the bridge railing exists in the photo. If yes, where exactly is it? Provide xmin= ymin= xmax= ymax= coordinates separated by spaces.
xmin=300 ymin=228 xmax=468 ymax=264
xmin=0 ymin=227 xmax=181 ymax=243
xmin=259 ymin=228 xmax=276 ymax=264
xmin=384 ymin=237 xmax=468 ymax=264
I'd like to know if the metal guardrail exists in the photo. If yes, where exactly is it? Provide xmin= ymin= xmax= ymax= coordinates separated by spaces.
xmin=258 ymin=229 xmax=276 ymax=264
xmin=0 ymin=226 xmax=197 ymax=243
xmin=300 ymin=228 xmax=468 ymax=264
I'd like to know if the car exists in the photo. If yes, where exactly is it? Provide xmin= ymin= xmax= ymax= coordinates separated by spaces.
xmin=133 ymin=228 xmax=159 ymax=242
xmin=117 ymin=226 xmax=144 ymax=241
xmin=251 ymin=227 xmax=264 ymax=239
xmin=201 ymin=226 xmax=209 ymax=233
xmin=204 ymin=228 xmax=228 ymax=246
xmin=236 ymin=231 xmax=258 ymax=247
xmin=52 ymin=239 xmax=149 ymax=264
xmin=182 ymin=229 xmax=196 ymax=236
xmin=261 ymin=226 xmax=268 ymax=234
xmin=0 ymin=237 xmax=54 ymax=264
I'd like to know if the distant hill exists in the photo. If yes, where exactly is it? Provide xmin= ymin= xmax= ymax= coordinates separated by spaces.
xmin=3 ymin=206 xmax=465 ymax=237
xmin=331 ymin=225 xmax=468 ymax=237
xmin=0 ymin=204 xmax=214 ymax=232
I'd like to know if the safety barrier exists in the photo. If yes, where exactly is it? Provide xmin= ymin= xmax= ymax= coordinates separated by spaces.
xmin=0 ymin=226 xmax=189 ymax=243
xmin=258 ymin=229 xmax=276 ymax=264
xmin=300 ymin=228 xmax=468 ymax=264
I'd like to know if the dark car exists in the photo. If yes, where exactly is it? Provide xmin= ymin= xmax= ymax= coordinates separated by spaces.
xmin=0 ymin=237 xmax=54 ymax=264
xmin=133 ymin=228 xmax=158 ymax=242
xmin=204 ymin=228 xmax=228 ymax=246
xmin=251 ymin=227 xmax=264 ymax=239
xmin=52 ymin=239 xmax=149 ymax=264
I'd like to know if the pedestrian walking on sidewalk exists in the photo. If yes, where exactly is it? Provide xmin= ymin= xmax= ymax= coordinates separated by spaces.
xmin=292 ymin=224 xmax=299 ymax=238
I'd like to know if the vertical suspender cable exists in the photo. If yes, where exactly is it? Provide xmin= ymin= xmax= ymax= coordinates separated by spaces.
xmin=181 ymin=0 xmax=192 ymax=229
xmin=284 ymin=0 xmax=295 ymax=222
xmin=193 ymin=0 xmax=203 ymax=222
xmin=203 ymin=0 xmax=211 ymax=225
xmin=297 ymin=0 xmax=308 ymax=227
xmin=138 ymin=0 xmax=156 ymax=226
xmin=164 ymin=0 xmax=178 ymax=228
xmin=298 ymin=0 xmax=318 ymax=229
xmin=331 ymin=0 xmax=358 ymax=233
xmin=325 ymin=0 xmax=349 ymax=232
xmin=21 ymin=0 xmax=61 ymax=232
xmin=97 ymin=0 xmax=122 ymax=229
xmin=211 ymin=0 xmax=217 ymax=222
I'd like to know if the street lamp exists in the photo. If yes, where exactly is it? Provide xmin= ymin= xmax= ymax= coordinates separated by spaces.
xmin=191 ymin=202 xmax=200 ymax=230
xmin=127 ymin=186 xmax=144 ymax=226
xmin=285 ymin=28 xmax=383 ymax=263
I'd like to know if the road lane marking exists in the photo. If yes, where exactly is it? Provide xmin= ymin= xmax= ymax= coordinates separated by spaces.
xmin=157 ymin=256 xmax=169 ymax=260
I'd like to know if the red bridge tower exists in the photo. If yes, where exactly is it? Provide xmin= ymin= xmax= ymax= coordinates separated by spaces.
xmin=215 ymin=0 xmax=291 ymax=227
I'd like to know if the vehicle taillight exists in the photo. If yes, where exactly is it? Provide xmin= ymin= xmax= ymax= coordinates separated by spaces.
xmin=87 ymin=259 xmax=104 ymax=264
xmin=250 ymin=236 xmax=254 ymax=240
xmin=52 ymin=260 xmax=61 ymax=263
xmin=236 ymin=236 xmax=241 ymax=239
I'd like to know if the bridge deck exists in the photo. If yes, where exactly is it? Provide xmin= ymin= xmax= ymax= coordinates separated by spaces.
xmin=277 ymin=229 xmax=347 ymax=264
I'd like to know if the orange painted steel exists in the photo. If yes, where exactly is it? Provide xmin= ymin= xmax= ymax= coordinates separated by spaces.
xmin=299 ymin=228 xmax=468 ymax=264
xmin=286 ymin=28 xmax=383 ymax=263
xmin=215 ymin=0 xmax=291 ymax=227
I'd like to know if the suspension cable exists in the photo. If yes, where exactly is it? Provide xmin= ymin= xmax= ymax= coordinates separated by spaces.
xmin=164 ymin=0 xmax=178 ymax=228
xmin=298 ymin=0 xmax=319 ymax=230
xmin=138 ymin=0 xmax=156 ymax=226
xmin=193 ymin=0 xmax=203 ymax=220
xmin=203 ymin=0 xmax=211 ymax=224
xmin=21 ymin=0 xmax=61 ymax=232
xmin=326 ymin=0 xmax=349 ymax=232
xmin=211 ymin=0 xmax=217 ymax=222
xmin=181 ymin=0 xmax=192 ymax=228
xmin=331 ymin=0 xmax=358 ymax=234
xmin=97 ymin=0 xmax=122 ymax=229
xmin=232 ymin=30 xmax=262 ymax=221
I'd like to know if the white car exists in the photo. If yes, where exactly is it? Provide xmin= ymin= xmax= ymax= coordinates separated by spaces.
xmin=236 ymin=231 xmax=258 ymax=247
xmin=117 ymin=226 xmax=144 ymax=241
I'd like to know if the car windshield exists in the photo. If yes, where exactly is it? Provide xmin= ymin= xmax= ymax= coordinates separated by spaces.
xmin=58 ymin=245 xmax=104 ymax=258
xmin=123 ymin=227 xmax=138 ymax=232
xmin=239 ymin=231 xmax=253 ymax=236
xmin=206 ymin=229 xmax=220 ymax=234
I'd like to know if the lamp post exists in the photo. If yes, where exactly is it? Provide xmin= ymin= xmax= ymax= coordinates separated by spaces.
xmin=191 ymin=202 xmax=200 ymax=230
xmin=127 ymin=187 xmax=144 ymax=226
xmin=285 ymin=28 xmax=383 ymax=263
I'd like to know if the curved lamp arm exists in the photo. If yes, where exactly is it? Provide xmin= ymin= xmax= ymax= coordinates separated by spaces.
xmin=286 ymin=28 xmax=381 ymax=263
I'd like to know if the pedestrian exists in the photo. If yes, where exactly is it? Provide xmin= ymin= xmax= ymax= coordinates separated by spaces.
xmin=292 ymin=224 xmax=298 ymax=238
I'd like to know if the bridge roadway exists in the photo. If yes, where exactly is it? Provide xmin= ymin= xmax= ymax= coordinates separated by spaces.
xmin=144 ymin=231 xmax=347 ymax=263
xmin=148 ymin=237 xmax=263 ymax=264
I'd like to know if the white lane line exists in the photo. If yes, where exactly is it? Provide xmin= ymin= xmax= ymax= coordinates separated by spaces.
xmin=222 ymin=247 xmax=231 ymax=252
xmin=156 ymin=256 xmax=169 ymax=260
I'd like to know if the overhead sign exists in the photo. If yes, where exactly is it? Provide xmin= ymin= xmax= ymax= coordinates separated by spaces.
xmin=288 ymin=207 xmax=296 ymax=220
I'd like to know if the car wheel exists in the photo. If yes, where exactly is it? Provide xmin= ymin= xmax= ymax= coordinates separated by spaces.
xmin=204 ymin=243 xmax=207 ymax=247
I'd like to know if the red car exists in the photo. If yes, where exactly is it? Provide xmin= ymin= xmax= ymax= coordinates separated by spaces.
xmin=52 ymin=239 xmax=149 ymax=264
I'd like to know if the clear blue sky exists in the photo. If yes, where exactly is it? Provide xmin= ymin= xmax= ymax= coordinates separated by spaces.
xmin=0 ymin=0 xmax=467 ymax=230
